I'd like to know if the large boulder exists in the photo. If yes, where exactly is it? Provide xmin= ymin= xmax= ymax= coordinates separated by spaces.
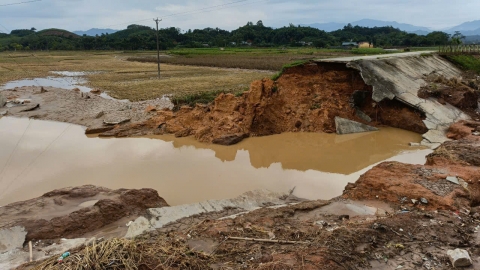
xmin=335 ymin=117 xmax=378 ymax=135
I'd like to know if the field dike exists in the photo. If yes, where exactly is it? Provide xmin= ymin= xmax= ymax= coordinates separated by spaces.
xmin=101 ymin=54 xmax=470 ymax=146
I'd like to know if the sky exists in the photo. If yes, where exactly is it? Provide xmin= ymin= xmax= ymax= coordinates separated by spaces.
xmin=0 ymin=0 xmax=479 ymax=33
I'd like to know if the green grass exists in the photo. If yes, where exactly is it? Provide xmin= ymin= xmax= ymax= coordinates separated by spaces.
xmin=272 ymin=60 xmax=310 ymax=81
xmin=445 ymin=55 xmax=480 ymax=73
xmin=171 ymin=89 xmax=246 ymax=109
xmin=166 ymin=47 xmax=350 ymax=56
xmin=350 ymin=48 xmax=390 ymax=55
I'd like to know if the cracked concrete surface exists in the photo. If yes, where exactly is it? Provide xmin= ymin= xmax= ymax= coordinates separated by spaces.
xmin=317 ymin=53 xmax=470 ymax=146
xmin=125 ymin=190 xmax=288 ymax=238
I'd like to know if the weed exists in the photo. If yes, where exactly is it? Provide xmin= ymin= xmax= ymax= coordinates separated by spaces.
xmin=272 ymin=85 xmax=278 ymax=93
xmin=272 ymin=60 xmax=310 ymax=81
xmin=445 ymin=55 xmax=480 ymax=74
xmin=420 ymin=53 xmax=433 ymax=57
xmin=351 ymin=48 xmax=389 ymax=55
xmin=310 ymin=103 xmax=321 ymax=110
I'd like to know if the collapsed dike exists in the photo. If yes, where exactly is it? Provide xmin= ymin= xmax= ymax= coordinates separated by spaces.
xmin=99 ymin=54 xmax=470 ymax=147
xmin=3 ymin=53 xmax=480 ymax=269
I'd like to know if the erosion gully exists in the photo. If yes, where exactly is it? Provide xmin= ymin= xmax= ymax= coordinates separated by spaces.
xmin=0 ymin=116 xmax=430 ymax=206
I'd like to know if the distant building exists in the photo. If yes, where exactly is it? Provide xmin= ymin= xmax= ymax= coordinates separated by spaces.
xmin=358 ymin=41 xmax=373 ymax=48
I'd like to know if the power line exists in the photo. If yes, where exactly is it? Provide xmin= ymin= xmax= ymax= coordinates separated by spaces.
xmin=0 ymin=0 xmax=41 ymax=7
xmin=0 ymin=124 xmax=72 ymax=198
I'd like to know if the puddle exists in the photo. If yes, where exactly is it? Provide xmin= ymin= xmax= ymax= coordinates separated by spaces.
xmin=0 ymin=117 xmax=431 ymax=206
xmin=1 ymin=77 xmax=91 ymax=92
xmin=50 ymin=71 xmax=99 ymax=77
xmin=0 ymin=74 xmax=128 ymax=102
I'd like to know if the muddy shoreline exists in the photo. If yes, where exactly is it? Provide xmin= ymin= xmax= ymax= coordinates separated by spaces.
xmin=2 ymin=53 xmax=480 ymax=269
xmin=3 ymin=123 xmax=480 ymax=269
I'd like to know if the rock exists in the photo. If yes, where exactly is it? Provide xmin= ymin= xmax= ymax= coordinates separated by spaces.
xmin=409 ymin=142 xmax=421 ymax=147
xmin=174 ymin=128 xmax=191 ymax=138
xmin=447 ymin=249 xmax=472 ymax=267
xmin=94 ymin=111 xmax=105 ymax=119
xmin=125 ymin=217 xmax=152 ymax=238
xmin=411 ymin=199 xmax=418 ymax=204
xmin=355 ymin=109 xmax=372 ymax=122
xmin=335 ymin=117 xmax=379 ymax=135
xmin=446 ymin=176 xmax=459 ymax=185
xmin=0 ymin=110 xmax=7 ymax=116
xmin=212 ymin=133 xmax=248 ymax=145
xmin=85 ymin=126 xmax=115 ymax=135
xmin=40 ymin=86 xmax=48 ymax=93
xmin=90 ymin=89 xmax=101 ymax=94
xmin=420 ymin=198 xmax=428 ymax=204
xmin=20 ymin=104 xmax=40 ymax=112
xmin=0 ymin=92 xmax=5 ymax=108
xmin=0 ymin=226 xmax=27 ymax=253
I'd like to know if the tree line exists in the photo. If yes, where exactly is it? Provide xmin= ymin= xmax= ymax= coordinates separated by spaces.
xmin=0 ymin=21 xmax=455 ymax=51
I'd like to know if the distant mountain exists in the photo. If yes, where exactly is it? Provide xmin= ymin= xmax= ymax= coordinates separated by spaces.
xmin=303 ymin=19 xmax=432 ymax=35
xmin=73 ymin=28 xmax=118 ymax=36
xmin=303 ymin=22 xmax=345 ymax=32
xmin=351 ymin=19 xmax=432 ymax=33
xmin=447 ymin=20 xmax=480 ymax=32
xmin=465 ymin=35 xmax=480 ymax=44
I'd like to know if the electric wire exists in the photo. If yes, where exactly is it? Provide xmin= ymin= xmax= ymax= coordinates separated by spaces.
xmin=0 ymin=124 xmax=72 ymax=197
xmin=0 ymin=0 xmax=41 ymax=7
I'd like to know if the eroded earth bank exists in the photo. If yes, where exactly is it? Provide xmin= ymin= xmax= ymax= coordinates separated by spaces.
xmin=1 ymin=53 xmax=480 ymax=269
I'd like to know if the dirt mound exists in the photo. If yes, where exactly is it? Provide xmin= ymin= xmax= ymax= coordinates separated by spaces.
xmin=24 ymin=199 xmax=480 ymax=269
xmin=343 ymin=162 xmax=476 ymax=211
xmin=0 ymin=185 xmax=168 ymax=242
xmin=419 ymin=74 xmax=479 ymax=114
xmin=102 ymin=63 xmax=428 ymax=144
xmin=447 ymin=120 xmax=480 ymax=140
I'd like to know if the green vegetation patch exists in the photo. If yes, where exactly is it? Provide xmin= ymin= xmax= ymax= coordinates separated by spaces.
xmin=350 ymin=48 xmax=390 ymax=55
xmin=445 ymin=55 xmax=480 ymax=74
xmin=171 ymin=89 xmax=246 ymax=109
xmin=272 ymin=60 xmax=310 ymax=81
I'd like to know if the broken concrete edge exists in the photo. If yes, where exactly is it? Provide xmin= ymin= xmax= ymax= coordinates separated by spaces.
xmin=124 ymin=189 xmax=290 ymax=239
xmin=0 ymin=226 xmax=27 ymax=254
xmin=0 ymin=238 xmax=87 ymax=270
xmin=447 ymin=248 xmax=473 ymax=267
xmin=322 ymin=55 xmax=470 ymax=145
xmin=335 ymin=116 xmax=379 ymax=135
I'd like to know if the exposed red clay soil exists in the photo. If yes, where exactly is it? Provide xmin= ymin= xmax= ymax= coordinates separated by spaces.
xmin=0 ymin=185 xmax=168 ymax=242
xmin=419 ymin=74 xmax=479 ymax=117
xmin=14 ymin=123 xmax=480 ymax=269
xmin=100 ymin=63 xmax=428 ymax=144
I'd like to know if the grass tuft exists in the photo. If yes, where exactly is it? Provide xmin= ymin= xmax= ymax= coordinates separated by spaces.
xmin=445 ymin=55 xmax=480 ymax=74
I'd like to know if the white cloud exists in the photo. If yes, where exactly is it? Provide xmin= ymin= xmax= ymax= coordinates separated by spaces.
xmin=0 ymin=0 xmax=479 ymax=32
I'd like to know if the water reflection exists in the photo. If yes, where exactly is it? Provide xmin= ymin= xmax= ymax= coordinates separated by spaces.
xmin=0 ymin=117 xmax=429 ymax=206
xmin=153 ymin=128 xmax=423 ymax=174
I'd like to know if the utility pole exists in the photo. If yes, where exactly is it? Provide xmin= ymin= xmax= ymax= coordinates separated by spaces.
xmin=154 ymin=17 xmax=162 ymax=79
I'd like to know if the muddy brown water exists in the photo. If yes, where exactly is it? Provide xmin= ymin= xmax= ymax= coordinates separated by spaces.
xmin=0 ymin=117 xmax=431 ymax=206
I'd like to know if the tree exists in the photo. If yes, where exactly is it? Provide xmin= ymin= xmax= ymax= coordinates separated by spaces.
xmin=451 ymin=31 xmax=466 ymax=45
xmin=30 ymin=27 xmax=36 ymax=31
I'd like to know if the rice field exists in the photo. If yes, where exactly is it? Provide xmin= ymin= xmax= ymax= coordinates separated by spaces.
xmin=0 ymin=51 xmax=274 ymax=101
